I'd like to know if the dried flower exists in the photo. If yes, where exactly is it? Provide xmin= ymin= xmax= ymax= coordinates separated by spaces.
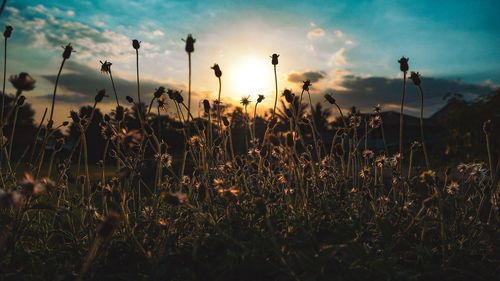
xmin=222 ymin=116 xmax=230 ymax=126
xmin=172 ymin=90 xmax=184 ymax=103
xmin=211 ymin=63 xmax=222 ymax=78
xmin=126 ymin=96 xmax=134 ymax=103
xmin=95 ymin=89 xmax=106 ymax=103
xmin=183 ymin=34 xmax=195 ymax=53
xmin=154 ymin=86 xmax=166 ymax=99
xmin=203 ymin=99 xmax=210 ymax=113
xmin=9 ymin=72 xmax=36 ymax=91
xmin=271 ymin=53 xmax=279 ymax=65
xmin=100 ymin=60 xmax=112 ymax=74
xmin=3 ymin=26 xmax=13 ymax=38
xmin=420 ymin=170 xmax=436 ymax=184
xmin=324 ymin=93 xmax=336 ymax=104
xmin=302 ymin=80 xmax=311 ymax=91
xmin=282 ymin=89 xmax=294 ymax=103
xmin=132 ymin=39 xmax=141 ymax=50
xmin=369 ymin=115 xmax=382 ymax=128
xmin=398 ymin=56 xmax=409 ymax=72
xmin=257 ymin=94 xmax=265 ymax=103
xmin=240 ymin=96 xmax=250 ymax=106
xmin=409 ymin=71 xmax=421 ymax=86
xmin=62 ymin=43 xmax=73 ymax=59
xmin=446 ymin=181 xmax=460 ymax=195
xmin=373 ymin=104 xmax=382 ymax=113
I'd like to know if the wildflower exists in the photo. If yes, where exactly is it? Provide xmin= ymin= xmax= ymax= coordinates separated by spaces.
xmin=9 ymin=72 xmax=36 ymax=91
xmin=362 ymin=150 xmax=374 ymax=159
xmin=282 ymin=89 xmax=294 ymax=103
xmin=257 ymin=94 xmax=265 ymax=103
xmin=324 ymin=93 xmax=336 ymax=104
xmin=154 ymin=86 xmax=166 ymax=99
xmin=95 ymin=88 xmax=106 ymax=102
xmin=157 ymin=95 xmax=168 ymax=111
xmin=373 ymin=104 xmax=382 ymax=113
xmin=420 ymin=170 xmax=436 ymax=184
xmin=349 ymin=115 xmax=361 ymax=128
xmin=398 ymin=56 xmax=409 ymax=72
xmin=271 ymin=53 xmax=279 ymax=65
xmin=240 ymin=96 xmax=251 ymax=106
xmin=3 ymin=26 xmax=13 ymax=38
xmin=126 ymin=96 xmax=134 ymax=103
xmin=183 ymin=34 xmax=195 ymax=53
xmin=248 ymin=147 xmax=260 ymax=158
xmin=446 ymin=181 xmax=460 ymax=195
xmin=409 ymin=71 xmax=421 ymax=86
xmin=203 ymin=99 xmax=210 ymax=113
xmin=62 ymin=43 xmax=73 ymax=59
xmin=302 ymin=80 xmax=311 ymax=91
xmin=359 ymin=166 xmax=371 ymax=178
xmin=189 ymin=135 xmax=204 ymax=148
xmin=172 ymin=90 xmax=184 ymax=103
xmin=132 ymin=39 xmax=141 ymax=50
xmin=211 ymin=63 xmax=222 ymax=78
xmin=389 ymin=153 xmax=401 ymax=167
xmin=369 ymin=115 xmax=382 ymax=128
xmin=96 ymin=211 xmax=121 ymax=239
xmin=375 ymin=155 xmax=387 ymax=167
xmin=100 ymin=60 xmax=112 ymax=74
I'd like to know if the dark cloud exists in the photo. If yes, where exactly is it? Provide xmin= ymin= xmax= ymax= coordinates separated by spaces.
xmin=40 ymin=61 xmax=179 ymax=104
xmin=309 ymin=75 xmax=494 ymax=116
xmin=287 ymin=71 xmax=326 ymax=84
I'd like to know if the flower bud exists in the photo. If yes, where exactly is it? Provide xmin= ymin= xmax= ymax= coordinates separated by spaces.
xmin=409 ymin=71 xmax=421 ymax=86
xmin=126 ymin=96 xmax=134 ymax=103
xmin=154 ymin=86 xmax=165 ymax=99
xmin=257 ymin=94 xmax=265 ymax=103
xmin=203 ymin=99 xmax=210 ymax=113
xmin=211 ymin=64 xmax=222 ymax=78
xmin=184 ymin=34 xmax=195 ymax=53
xmin=3 ymin=26 xmax=13 ymax=38
xmin=398 ymin=56 xmax=409 ymax=72
xmin=62 ymin=121 xmax=69 ymax=126
xmin=302 ymin=80 xmax=311 ymax=91
xmin=324 ymin=93 xmax=336 ymax=104
xmin=282 ymin=89 xmax=294 ymax=103
xmin=62 ymin=43 xmax=73 ymax=59
xmin=132 ymin=39 xmax=141 ymax=50
xmin=271 ymin=54 xmax=279 ymax=65
xmin=95 ymin=89 xmax=106 ymax=103
xmin=115 ymin=106 xmax=124 ymax=121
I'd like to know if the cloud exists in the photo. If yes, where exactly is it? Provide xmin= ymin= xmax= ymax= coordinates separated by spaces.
xmin=345 ymin=40 xmax=353 ymax=45
xmin=334 ymin=30 xmax=343 ymax=38
xmin=287 ymin=71 xmax=326 ymax=84
xmin=329 ymin=48 xmax=346 ymax=65
xmin=311 ymin=75 xmax=495 ymax=116
xmin=307 ymin=28 xmax=324 ymax=38
xmin=38 ymin=61 xmax=180 ymax=104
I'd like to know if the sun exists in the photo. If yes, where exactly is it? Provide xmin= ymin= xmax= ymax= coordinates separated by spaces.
xmin=231 ymin=56 xmax=272 ymax=97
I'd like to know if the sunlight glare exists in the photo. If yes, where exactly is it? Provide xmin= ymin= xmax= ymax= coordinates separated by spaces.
xmin=231 ymin=56 xmax=271 ymax=97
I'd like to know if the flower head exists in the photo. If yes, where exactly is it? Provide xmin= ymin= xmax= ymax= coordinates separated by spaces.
xmin=62 ymin=43 xmax=74 ymax=59
xmin=398 ymin=56 xmax=409 ymax=72
xmin=240 ymin=96 xmax=250 ymax=106
xmin=211 ymin=63 xmax=222 ymax=78
xmin=100 ymin=60 xmax=112 ymax=74
xmin=324 ymin=93 xmax=336 ymax=104
xmin=373 ymin=104 xmax=382 ymax=113
xmin=9 ymin=72 xmax=35 ymax=91
xmin=409 ymin=71 xmax=421 ymax=86
xmin=95 ymin=89 xmax=107 ymax=103
xmin=446 ymin=181 xmax=460 ymax=195
xmin=257 ymin=94 xmax=265 ymax=103
xmin=183 ymin=34 xmax=195 ymax=53
xmin=203 ymin=99 xmax=210 ymax=113
xmin=3 ymin=26 xmax=13 ymax=38
xmin=132 ymin=39 xmax=141 ymax=50
xmin=271 ymin=53 xmax=279 ymax=65
xmin=154 ymin=86 xmax=166 ymax=99
xmin=282 ymin=89 xmax=294 ymax=103
xmin=302 ymin=80 xmax=311 ymax=91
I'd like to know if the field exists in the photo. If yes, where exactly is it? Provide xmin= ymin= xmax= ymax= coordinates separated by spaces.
xmin=0 ymin=18 xmax=499 ymax=281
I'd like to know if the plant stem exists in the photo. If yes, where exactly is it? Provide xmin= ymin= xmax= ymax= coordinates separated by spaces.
xmin=399 ymin=71 xmax=407 ymax=175
xmin=109 ymin=70 xmax=119 ymax=107
xmin=272 ymin=64 xmax=278 ymax=118
xmin=135 ymin=49 xmax=141 ymax=104
xmin=418 ymin=85 xmax=430 ymax=170
xmin=187 ymin=52 xmax=191 ymax=122
xmin=49 ymin=58 xmax=66 ymax=124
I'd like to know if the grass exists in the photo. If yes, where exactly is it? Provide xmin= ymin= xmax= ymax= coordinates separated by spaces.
xmin=0 ymin=29 xmax=498 ymax=281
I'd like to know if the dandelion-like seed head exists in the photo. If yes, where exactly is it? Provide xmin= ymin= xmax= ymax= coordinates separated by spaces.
xmin=240 ymin=96 xmax=251 ymax=106
xmin=271 ymin=53 xmax=279 ymax=65
xmin=3 ymin=26 xmax=13 ymax=38
xmin=9 ymin=72 xmax=36 ymax=91
xmin=183 ymin=34 xmax=195 ymax=53
xmin=211 ymin=63 xmax=222 ymax=78
xmin=132 ymin=39 xmax=141 ymax=50
xmin=62 ymin=43 xmax=74 ymax=59
xmin=398 ymin=56 xmax=409 ymax=72
xmin=100 ymin=60 xmax=112 ymax=74
xmin=409 ymin=71 xmax=421 ymax=86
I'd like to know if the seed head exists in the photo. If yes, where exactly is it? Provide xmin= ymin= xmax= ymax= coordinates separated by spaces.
xmin=302 ymin=80 xmax=311 ymax=91
xmin=271 ymin=54 xmax=279 ymax=65
xmin=126 ymin=96 xmax=134 ymax=103
xmin=240 ymin=96 xmax=250 ymax=106
xmin=62 ymin=43 xmax=74 ymax=59
xmin=132 ymin=39 xmax=141 ymax=50
xmin=211 ymin=63 xmax=222 ymax=78
xmin=203 ymin=99 xmax=210 ymax=113
xmin=115 ymin=106 xmax=124 ymax=121
xmin=324 ymin=93 xmax=336 ymax=105
xmin=172 ymin=90 xmax=184 ymax=103
xmin=409 ymin=71 xmax=421 ymax=86
xmin=398 ymin=56 xmax=409 ymax=72
xmin=282 ymin=89 xmax=294 ymax=103
xmin=222 ymin=116 xmax=230 ymax=126
xmin=257 ymin=94 xmax=265 ymax=103
xmin=100 ymin=60 xmax=112 ymax=74
xmin=95 ymin=89 xmax=106 ymax=102
xmin=9 ymin=72 xmax=36 ymax=91
xmin=3 ymin=26 xmax=13 ymax=38
xmin=183 ymin=34 xmax=195 ymax=53
xmin=154 ymin=86 xmax=166 ymax=99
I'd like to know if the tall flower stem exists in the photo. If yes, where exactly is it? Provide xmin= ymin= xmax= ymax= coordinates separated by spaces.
xmin=49 ymin=58 xmax=66 ymax=125
xmin=7 ymin=101 xmax=19 ymax=159
xmin=1 ymin=32 xmax=7 ymax=123
xmin=187 ymin=52 xmax=192 ymax=122
xmin=399 ymin=71 xmax=407 ymax=175
xmin=272 ymin=65 xmax=278 ymax=118
xmin=417 ymin=85 xmax=430 ymax=170
xmin=216 ymin=77 xmax=222 ymax=132
xmin=135 ymin=49 xmax=141 ymax=105
xmin=109 ymin=70 xmax=119 ymax=107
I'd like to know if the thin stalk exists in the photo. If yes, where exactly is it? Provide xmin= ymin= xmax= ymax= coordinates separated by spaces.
xmin=216 ymin=77 xmax=222 ymax=132
xmin=135 ymin=49 xmax=141 ymax=104
xmin=417 ymin=85 xmax=430 ymax=170
xmin=187 ymin=52 xmax=192 ymax=122
xmin=109 ymin=70 xmax=119 ymax=107
xmin=49 ymin=58 xmax=67 ymax=124
xmin=272 ymin=64 xmax=278 ymax=118
xmin=1 ymin=33 xmax=7 ymax=124
xmin=7 ymin=103 xmax=18 ymax=160
xmin=399 ymin=71 xmax=407 ymax=175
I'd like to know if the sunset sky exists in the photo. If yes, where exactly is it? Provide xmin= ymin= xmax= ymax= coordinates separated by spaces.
xmin=1 ymin=0 xmax=499 ymax=123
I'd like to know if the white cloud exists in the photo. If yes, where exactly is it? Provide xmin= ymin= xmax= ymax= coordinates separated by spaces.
xmin=345 ymin=40 xmax=353 ymax=45
xmin=307 ymin=28 xmax=324 ymax=38
xmin=153 ymin=30 xmax=164 ymax=36
xmin=334 ymin=30 xmax=344 ymax=38
xmin=67 ymin=10 xmax=75 ymax=17
xmin=329 ymin=48 xmax=347 ymax=65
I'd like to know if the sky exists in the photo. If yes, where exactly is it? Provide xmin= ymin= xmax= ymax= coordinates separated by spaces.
xmin=1 ymin=0 xmax=499 ymax=124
